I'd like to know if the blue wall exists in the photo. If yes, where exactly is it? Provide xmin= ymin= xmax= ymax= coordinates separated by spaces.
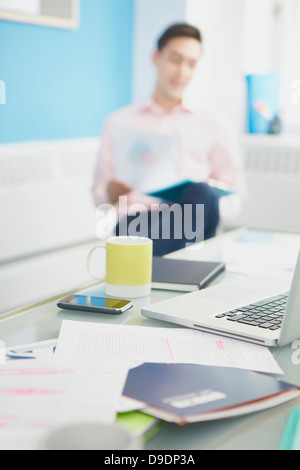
xmin=0 ymin=0 xmax=134 ymax=143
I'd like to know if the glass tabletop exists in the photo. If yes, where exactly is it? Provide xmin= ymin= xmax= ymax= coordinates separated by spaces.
xmin=0 ymin=227 xmax=299 ymax=450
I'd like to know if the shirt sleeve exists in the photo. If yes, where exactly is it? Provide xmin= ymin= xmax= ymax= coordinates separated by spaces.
xmin=207 ymin=117 xmax=247 ymax=222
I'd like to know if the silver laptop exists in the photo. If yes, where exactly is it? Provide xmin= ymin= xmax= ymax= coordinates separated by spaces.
xmin=142 ymin=252 xmax=300 ymax=347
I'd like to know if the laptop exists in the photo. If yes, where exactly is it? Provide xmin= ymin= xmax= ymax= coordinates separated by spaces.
xmin=142 ymin=252 xmax=300 ymax=347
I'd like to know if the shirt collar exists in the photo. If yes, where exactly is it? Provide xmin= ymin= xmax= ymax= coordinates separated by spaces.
xmin=137 ymin=96 xmax=195 ymax=115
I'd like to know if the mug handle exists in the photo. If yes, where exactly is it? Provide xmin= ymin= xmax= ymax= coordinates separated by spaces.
xmin=87 ymin=243 xmax=106 ymax=280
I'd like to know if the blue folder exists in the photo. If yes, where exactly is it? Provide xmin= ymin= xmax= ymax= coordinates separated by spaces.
xmin=148 ymin=179 xmax=235 ymax=202
xmin=123 ymin=363 xmax=300 ymax=424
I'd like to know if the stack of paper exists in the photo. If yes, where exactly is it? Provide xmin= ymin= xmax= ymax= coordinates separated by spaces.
xmin=2 ymin=316 xmax=297 ymax=449
xmin=53 ymin=321 xmax=300 ymax=425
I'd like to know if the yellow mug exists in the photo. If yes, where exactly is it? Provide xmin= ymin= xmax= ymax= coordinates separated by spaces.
xmin=87 ymin=236 xmax=153 ymax=298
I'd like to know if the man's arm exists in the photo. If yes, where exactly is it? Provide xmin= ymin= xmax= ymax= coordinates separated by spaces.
xmin=107 ymin=180 xmax=132 ymax=205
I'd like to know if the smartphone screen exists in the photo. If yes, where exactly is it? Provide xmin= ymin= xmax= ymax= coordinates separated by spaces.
xmin=65 ymin=295 xmax=131 ymax=310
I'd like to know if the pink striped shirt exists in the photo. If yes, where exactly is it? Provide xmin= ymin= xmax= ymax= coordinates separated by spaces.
xmin=92 ymin=99 xmax=246 ymax=221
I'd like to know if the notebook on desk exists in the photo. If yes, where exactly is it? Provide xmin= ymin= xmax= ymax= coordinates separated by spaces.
xmin=151 ymin=257 xmax=225 ymax=292
xmin=143 ymin=251 xmax=300 ymax=347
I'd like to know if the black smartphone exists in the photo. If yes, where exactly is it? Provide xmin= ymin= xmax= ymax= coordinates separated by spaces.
xmin=57 ymin=295 xmax=133 ymax=315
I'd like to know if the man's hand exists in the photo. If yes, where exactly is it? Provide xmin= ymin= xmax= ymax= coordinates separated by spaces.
xmin=107 ymin=180 xmax=132 ymax=204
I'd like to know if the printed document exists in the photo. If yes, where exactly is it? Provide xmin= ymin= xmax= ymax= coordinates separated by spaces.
xmin=0 ymin=358 xmax=128 ymax=450
xmin=55 ymin=320 xmax=283 ymax=375
xmin=222 ymin=232 xmax=300 ymax=278
xmin=110 ymin=123 xmax=236 ymax=197
xmin=111 ymin=123 xmax=178 ymax=193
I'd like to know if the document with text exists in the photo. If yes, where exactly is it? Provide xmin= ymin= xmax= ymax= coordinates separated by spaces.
xmin=0 ymin=358 xmax=129 ymax=450
xmin=111 ymin=123 xmax=178 ymax=193
xmin=55 ymin=320 xmax=283 ymax=375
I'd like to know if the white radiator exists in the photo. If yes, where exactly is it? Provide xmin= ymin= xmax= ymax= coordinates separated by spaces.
xmin=234 ymin=134 xmax=300 ymax=234
xmin=0 ymin=139 xmax=100 ymax=263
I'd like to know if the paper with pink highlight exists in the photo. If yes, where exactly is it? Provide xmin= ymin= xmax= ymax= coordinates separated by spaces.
xmin=56 ymin=320 xmax=283 ymax=375
xmin=0 ymin=358 xmax=128 ymax=450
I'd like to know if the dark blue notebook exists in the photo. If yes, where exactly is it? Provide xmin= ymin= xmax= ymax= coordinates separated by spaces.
xmin=152 ymin=256 xmax=225 ymax=291
xmin=123 ymin=363 xmax=300 ymax=424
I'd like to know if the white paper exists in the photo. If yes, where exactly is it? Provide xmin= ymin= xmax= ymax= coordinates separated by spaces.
xmin=111 ymin=123 xmax=178 ymax=193
xmin=117 ymin=396 xmax=145 ymax=413
xmin=55 ymin=320 xmax=283 ymax=375
xmin=222 ymin=241 xmax=300 ymax=273
xmin=0 ymin=358 xmax=129 ymax=450
xmin=0 ymin=0 xmax=41 ymax=15
xmin=226 ymin=262 xmax=295 ymax=280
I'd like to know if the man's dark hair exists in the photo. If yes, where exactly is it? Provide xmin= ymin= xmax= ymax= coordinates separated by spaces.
xmin=157 ymin=23 xmax=202 ymax=51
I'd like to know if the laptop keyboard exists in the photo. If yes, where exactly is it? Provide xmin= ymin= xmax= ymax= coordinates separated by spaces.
xmin=215 ymin=293 xmax=289 ymax=331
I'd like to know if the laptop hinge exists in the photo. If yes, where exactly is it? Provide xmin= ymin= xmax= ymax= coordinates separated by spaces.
xmin=193 ymin=324 xmax=266 ymax=344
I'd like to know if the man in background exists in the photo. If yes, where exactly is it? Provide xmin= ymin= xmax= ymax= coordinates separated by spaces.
xmin=92 ymin=23 xmax=246 ymax=255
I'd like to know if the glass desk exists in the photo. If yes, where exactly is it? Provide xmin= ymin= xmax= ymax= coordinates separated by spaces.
xmin=1 ymin=228 xmax=300 ymax=450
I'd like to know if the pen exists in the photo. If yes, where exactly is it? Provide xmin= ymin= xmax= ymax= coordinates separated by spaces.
xmin=6 ymin=350 xmax=36 ymax=359
xmin=6 ymin=345 xmax=56 ymax=360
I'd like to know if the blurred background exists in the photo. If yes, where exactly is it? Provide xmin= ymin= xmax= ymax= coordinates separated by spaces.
xmin=0 ymin=0 xmax=300 ymax=313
